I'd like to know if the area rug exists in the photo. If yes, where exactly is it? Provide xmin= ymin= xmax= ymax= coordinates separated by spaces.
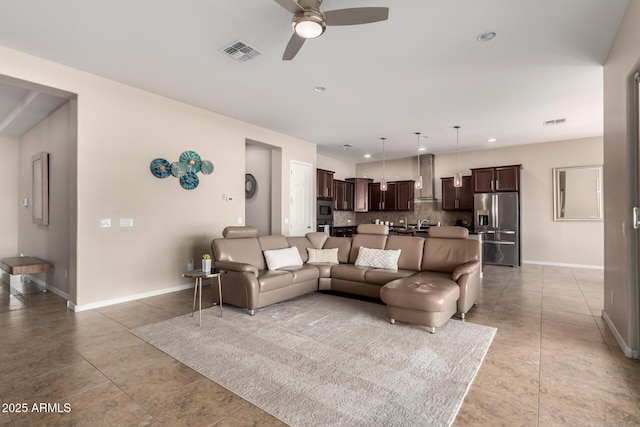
xmin=132 ymin=293 xmax=496 ymax=427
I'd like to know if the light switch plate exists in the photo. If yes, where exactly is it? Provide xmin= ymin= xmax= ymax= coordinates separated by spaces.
xmin=119 ymin=218 xmax=133 ymax=227
xmin=100 ymin=218 xmax=111 ymax=228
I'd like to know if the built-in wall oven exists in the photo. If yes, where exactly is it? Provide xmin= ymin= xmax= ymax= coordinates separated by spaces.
xmin=317 ymin=200 xmax=333 ymax=220
xmin=317 ymin=200 xmax=333 ymax=235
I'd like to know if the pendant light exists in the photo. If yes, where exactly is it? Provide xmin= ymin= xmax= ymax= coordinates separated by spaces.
xmin=414 ymin=132 xmax=423 ymax=190
xmin=453 ymin=125 xmax=462 ymax=188
xmin=380 ymin=137 xmax=388 ymax=192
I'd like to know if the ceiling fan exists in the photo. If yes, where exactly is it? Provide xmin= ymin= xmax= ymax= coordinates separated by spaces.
xmin=274 ymin=0 xmax=389 ymax=60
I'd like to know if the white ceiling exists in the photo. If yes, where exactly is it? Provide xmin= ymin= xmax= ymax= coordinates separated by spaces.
xmin=0 ymin=0 xmax=628 ymax=161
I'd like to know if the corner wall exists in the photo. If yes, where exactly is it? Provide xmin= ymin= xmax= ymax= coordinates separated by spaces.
xmin=0 ymin=135 xmax=19 ymax=258
xmin=603 ymin=0 xmax=640 ymax=358
xmin=18 ymin=101 xmax=75 ymax=298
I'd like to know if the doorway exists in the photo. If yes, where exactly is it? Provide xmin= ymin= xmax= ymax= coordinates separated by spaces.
xmin=290 ymin=160 xmax=313 ymax=236
xmin=245 ymin=140 xmax=282 ymax=235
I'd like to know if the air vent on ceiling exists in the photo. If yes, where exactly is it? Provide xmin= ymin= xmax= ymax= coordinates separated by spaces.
xmin=543 ymin=118 xmax=567 ymax=126
xmin=220 ymin=41 xmax=263 ymax=62
xmin=341 ymin=144 xmax=354 ymax=150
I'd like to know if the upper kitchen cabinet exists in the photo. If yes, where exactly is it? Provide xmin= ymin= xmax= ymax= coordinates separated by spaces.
xmin=395 ymin=180 xmax=415 ymax=211
xmin=369 ymin=180 xmax=414 ymax=211
xmin=471 ymin=165 xmax=521 ymax=192
xmin=333 ymin=180 xmax=354 ymax=211
xmin=441 ymin=176 xmax=472 ymax=210
xmin=317 ymin=168 xmax=335 ymax=199
xmin=369 ymin=182 xmax=395 ymax=211
xmin=346 ymin=178 xmax=372 ymax=212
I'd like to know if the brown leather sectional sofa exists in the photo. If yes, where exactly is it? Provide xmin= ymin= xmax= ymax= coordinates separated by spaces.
xmin=211 ymin=224 xmax=481 ymax=321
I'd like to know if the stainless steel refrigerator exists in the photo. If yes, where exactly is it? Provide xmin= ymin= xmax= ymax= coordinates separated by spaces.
xmin=473 ymin=192 xmax=520 ymax=267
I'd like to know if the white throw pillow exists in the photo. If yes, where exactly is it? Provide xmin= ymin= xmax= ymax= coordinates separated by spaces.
xmin=263 ymin=247 xmax=303 ymax=270
xmin=354 ymin=247 xmax=401 ymax=271
xmin=307 ymin=248 xmax=339 ymax=264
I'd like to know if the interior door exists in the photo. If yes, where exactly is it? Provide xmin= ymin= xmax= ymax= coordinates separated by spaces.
xmin=290 ymin=161 xmax=313 ymax=236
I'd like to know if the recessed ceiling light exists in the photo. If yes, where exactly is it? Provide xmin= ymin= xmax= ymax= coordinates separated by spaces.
xmin=364 ymin=154 xmax=371 ymax=158
xmin=488 ymin=138 xmax=497 ymax=143
xmin=340 ymin=144 xmax=354 ymax=150
xmin=418 ymin=147 xmax=426 ymax=152
xmin=313 ymin=86 xmax=326 ymax=92
xmin=477 ymin=31 xmax=498 ymax=42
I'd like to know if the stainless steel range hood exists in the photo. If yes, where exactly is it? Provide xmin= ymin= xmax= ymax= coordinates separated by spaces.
xmin=418 ymin=154 xmax=435 ymax=199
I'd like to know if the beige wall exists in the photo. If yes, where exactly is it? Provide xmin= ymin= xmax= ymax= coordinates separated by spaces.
xmin=356 ymin=137 xmax=604 ymax=267
xmin=317 ymin=154 xmax=356 ymax=180
xmin=0 ymin=135 xmax=19 ymax=258
xmin=603 ymin=0 xmax=640 ymax=356
xmin=0 ymin=44 xmax=316 ymax=308
xmin=18 ymin=101 xmax=75 ymax=298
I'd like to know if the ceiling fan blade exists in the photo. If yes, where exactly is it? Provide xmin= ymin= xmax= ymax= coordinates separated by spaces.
xmin=273 ymin=0 xmax=304 ymax=14
xmin=283 ymin=33 xmax=306 ymax=60
xmin=324 ymin=7 xmax=389 ymax=26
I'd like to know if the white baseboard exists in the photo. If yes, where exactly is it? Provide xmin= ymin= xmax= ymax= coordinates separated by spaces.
xmin=602 ymin=310 xmax=639 ymax=359
xmin=69 ymin=280 xmax=207 ymax=312
xmin=522 ymin=260 xmax=604 ymax=270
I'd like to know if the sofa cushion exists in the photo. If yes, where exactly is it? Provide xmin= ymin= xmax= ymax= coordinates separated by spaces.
xmin=422 ymin=238 xmax=479 ymax=274
xmin=212 ymin=235 xmax=266 ymax=271
xmin=258 ymin=270 xmax=294 ymax=292
xmin=363 ymin=268 xmax=417 ymax=286
xmin=307 ymin=248 xmax=339 ymax=264
xmin=385 ymin=235 xmax=425 ymax=271
xmin=354 ymin=247 xmax=401 ymax=271
xmin=330 ymin=264 xmax=371 ymax=282
xmin=279 ymin=264 xmax=320 ymax=282
xmin=222 ymin=226 xmax=258 ymax=239
xmin=263 ymin=247 xmax=303 ymax=271
xmin=258 ymin=235 xmax=290 ymax=251
xmin=323 ymin=237 xmax=352 ymax=264
xmin=428 ymin=226 xmax=468 ymax=239
xmin=349 ymin=234 xmax=388 ymax=263
xmin=286 ymin=236 xmax=315 ymax=262
xmin=305 ymin=232 xmax=330 ymax=249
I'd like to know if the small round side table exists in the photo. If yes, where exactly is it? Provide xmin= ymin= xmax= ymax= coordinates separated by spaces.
xmin=182 ymin=269 xmax=223 ymax=326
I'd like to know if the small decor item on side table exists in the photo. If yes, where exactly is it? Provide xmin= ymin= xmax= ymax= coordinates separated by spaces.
xmin=202 ymin=254 xmax=212 ymax=273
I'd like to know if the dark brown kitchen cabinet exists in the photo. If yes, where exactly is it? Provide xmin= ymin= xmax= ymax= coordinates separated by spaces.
xmin=369 ymin=182 xmax=396 ymax=211
xmin=471 ymin=165 xmax=521 ymax=192
xmin=333 ymin=226 xmax=357 ymax=237
xmin=333 ymin=180 xmax=354 ymax=211
xmin=346 ymin=178 xmax=372 ymax=212
xmin=369 ymin=180 xmax=415 ymax=211
xmin=395 ymin=180 xmax=415 ymax=211
xmin=441 ymin=176 xmax=472 ymax=210
xmin=317 ymin=169 xmax=335 ymax=199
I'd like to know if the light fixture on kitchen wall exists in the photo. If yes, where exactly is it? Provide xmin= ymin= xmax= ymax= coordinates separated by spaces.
xmin=453 ymin=125 xmax=462 ymax=188
xmin=380 ymin=137 xmax=388 ymax=192
xmin=414 ymin=132 xmax=423 ymax=190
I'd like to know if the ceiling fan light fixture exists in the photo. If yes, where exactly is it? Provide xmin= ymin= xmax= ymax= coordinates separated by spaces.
xmin=293 ymin=11 xmax=326 ymax=39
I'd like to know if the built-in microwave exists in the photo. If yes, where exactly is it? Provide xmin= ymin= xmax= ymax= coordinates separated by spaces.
xmin=317 ymin=200 xmax=333 ymax=220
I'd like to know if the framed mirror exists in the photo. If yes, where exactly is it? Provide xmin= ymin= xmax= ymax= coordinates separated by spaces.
xmin=553 ymin=165 xmax=603 ymax=221
xmin=245 ymin=173 xmax=257 ymax=199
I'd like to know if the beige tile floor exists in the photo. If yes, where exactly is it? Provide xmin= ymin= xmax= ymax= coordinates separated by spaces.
xmin=1 ymin=265 xmax=639 ymax=426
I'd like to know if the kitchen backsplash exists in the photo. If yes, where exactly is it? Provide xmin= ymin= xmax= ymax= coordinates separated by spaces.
xmin=333 ymin=200 xmax=472 ymax=227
